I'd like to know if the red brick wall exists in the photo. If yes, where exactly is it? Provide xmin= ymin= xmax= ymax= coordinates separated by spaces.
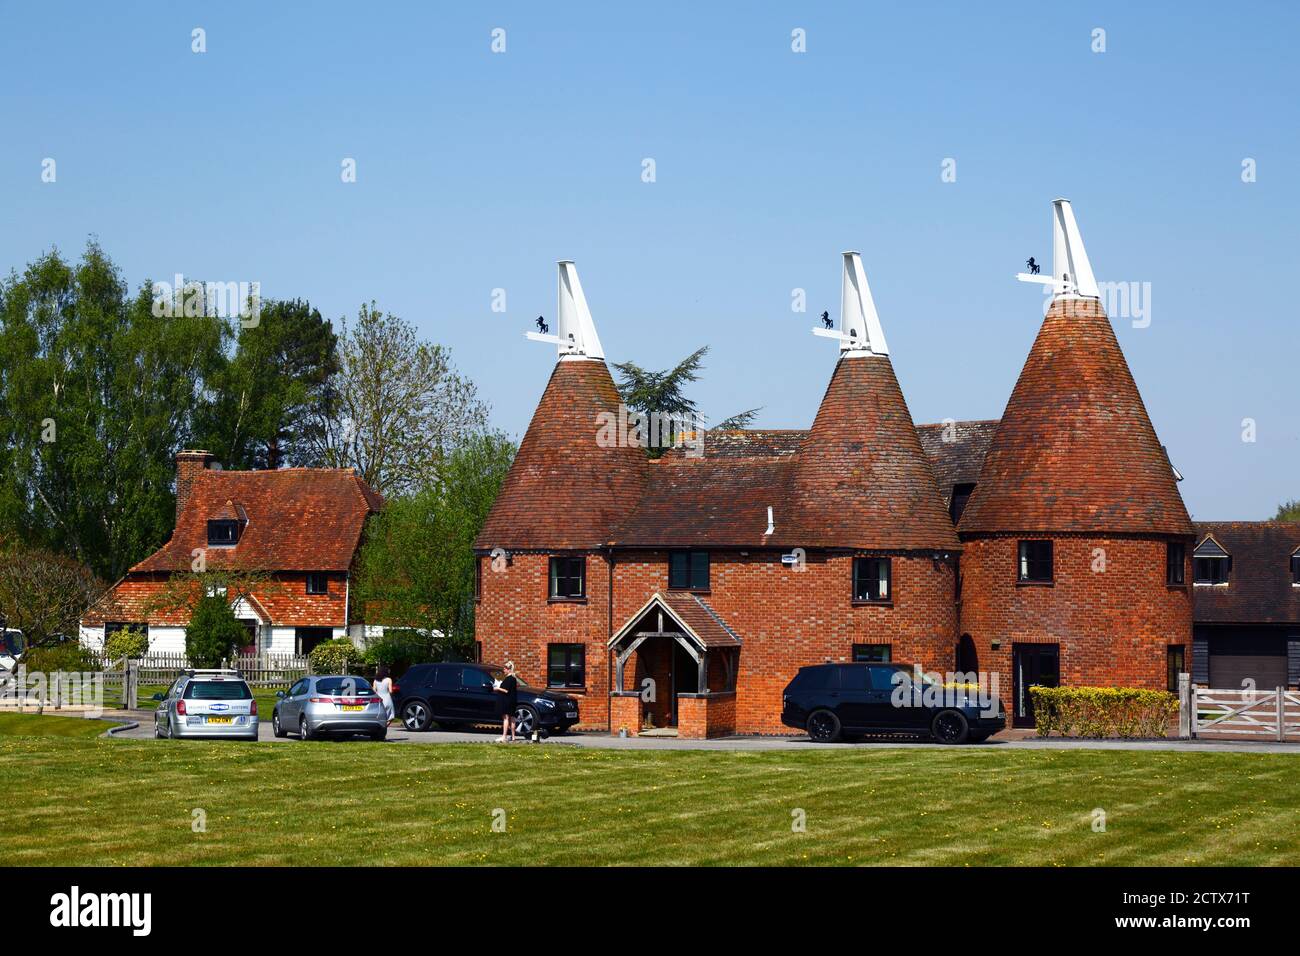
xmin=958 ymin=534 xmax=1193 ymax=711
xmin=477 ymin=548 xmax=959 ymax=735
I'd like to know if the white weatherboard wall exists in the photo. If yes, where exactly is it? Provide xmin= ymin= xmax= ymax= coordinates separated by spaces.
xmin=268 ymin=627 xmax=297 ymax=655
xmin=148 ymin=627 xmax=186 ymax=655
xmin=78 ymin=625 xmax=105 ymax=652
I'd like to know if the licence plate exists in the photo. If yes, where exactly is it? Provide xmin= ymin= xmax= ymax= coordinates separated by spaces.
xmin=341 ymin=705 xmax=364 ymax=712
xmin=206 ymin=716 xmax=233 ymax=725
xmin=566 ymin=711 xmax=578 ymax=719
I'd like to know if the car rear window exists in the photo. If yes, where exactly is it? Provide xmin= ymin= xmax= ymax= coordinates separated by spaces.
xmin=183 ymin=680 xmax=252 ymax=700
xmin=315 ymin=677 xmax=373 ymax=695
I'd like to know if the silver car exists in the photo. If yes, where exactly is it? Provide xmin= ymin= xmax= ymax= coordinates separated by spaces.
xmin=272 ymin=675 xmax=388 ymax=741
xmin=153 ymin=670 xmax=259 ymax=741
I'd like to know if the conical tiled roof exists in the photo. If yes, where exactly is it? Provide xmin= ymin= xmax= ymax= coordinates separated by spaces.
xmin=476 ymin=359 xmax=647 ymax=551
xmin=788 ymin=355 xmax=960 ymax=551
xmin=958 ymin=298 xmax=1192 ymax=536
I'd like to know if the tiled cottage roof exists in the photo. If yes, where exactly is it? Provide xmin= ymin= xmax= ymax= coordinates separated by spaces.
xmin=611 ymin=456 xmax=796 ymax=547
xmin=915 ymin=420 xmax=999 ymax=505
xmin=958 ymin=299 xmax=1193 ymax=537
xmin=788 ymin=355 xmax=961 ymax=552
xmin=611 ymin=591 xmax=742 ymax=649
xmin=131 ymin=468 xmax=382 ymax=573
xmin=695 ymin=430 xmax=804 ymax=459
xmin=1192 ymin=521 xmax=1300 ymax=625
xmin=475 ymin=359 xmax=648 ymax=551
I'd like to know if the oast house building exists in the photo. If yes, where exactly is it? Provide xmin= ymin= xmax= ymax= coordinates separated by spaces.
xmin=474 ymin=202 xmax=1196 ymax=736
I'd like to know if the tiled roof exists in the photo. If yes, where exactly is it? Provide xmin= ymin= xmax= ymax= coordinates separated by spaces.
xmin=611 ymin=591 xmax=742 ymax=649
xmin=475 ymin=359 xmax=648 ymax=551
xmin=694 ymin=430 xmax=804 ymax=459
xmin=611 ymin=456 xmax=796 ymax=547
xmin=915 ymin=420 xmax=999 ymax=506
xmin=958 ymin=299 xmax=1193 ymax=536
xmin=787 ymin=355 xmax=961 ymax=551
xmin=1192 ymin=521 xmax=1300 ymax=625
xmin=131 ymin=468 xmax=382 ymax=573
xmin=82 ymin=572 xmax=349 ymax=628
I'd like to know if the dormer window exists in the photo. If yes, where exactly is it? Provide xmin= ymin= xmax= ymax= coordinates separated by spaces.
xmin=1291 ymin=549 xmax=1300 ymax=586
xmin=207 ymin=519 xmax=240 ymax=546
xmin=949 ymin=483 xmax=976 ymax=524
xmin=306 ymin=573 xmax=329 ymax=596
xmin=1193 ymin=535 xmax=1230 ymax=585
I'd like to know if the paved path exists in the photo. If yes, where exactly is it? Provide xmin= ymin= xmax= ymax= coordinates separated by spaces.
xmin=91 ymin=709 xmax=1300 ymax=754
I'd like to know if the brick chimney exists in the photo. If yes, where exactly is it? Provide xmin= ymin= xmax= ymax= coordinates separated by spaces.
xmin=175 ymin=449 xmax=214 ymax=522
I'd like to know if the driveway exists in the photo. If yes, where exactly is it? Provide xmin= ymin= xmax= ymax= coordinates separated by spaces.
xmin=94 ymin=709 xmax=1300 ymax=753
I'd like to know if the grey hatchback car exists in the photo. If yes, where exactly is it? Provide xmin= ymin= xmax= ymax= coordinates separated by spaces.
xmin=153 ymin=669 xmax=259 ymax=740
xmin=272 ymin=675 xmax=388 ymax=741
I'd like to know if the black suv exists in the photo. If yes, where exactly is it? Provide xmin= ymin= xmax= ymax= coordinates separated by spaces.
xmin=394 ymin=662 xmax=580 ymax=736
xmin=781 ymin=662 xmax=1005 ymax=744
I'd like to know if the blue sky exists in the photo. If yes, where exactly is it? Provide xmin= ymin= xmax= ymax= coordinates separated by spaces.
xmin=2 ymin=1 xmax=1296 ymax=519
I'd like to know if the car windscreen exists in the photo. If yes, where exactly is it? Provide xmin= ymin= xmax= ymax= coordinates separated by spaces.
xmin=183 ymin=681 xmax=252 ymax=700
xmin=314 ymin=677 xmax=373 ymax=695
xmin=1 ymin=631 xmax=22 ymax=655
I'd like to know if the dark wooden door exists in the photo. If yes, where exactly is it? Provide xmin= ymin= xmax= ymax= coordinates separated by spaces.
xmin=1013 ymin=643 xmax=1059 ymax=728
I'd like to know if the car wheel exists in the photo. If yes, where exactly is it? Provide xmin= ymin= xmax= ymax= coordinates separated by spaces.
xmin=513 ymin=705 xmax=538 ymax=736
xmin=299 ymin=716 xmax=314 ymax=741
xmin=272 ymin=710 xmax=286 ymax=738
xmin=931 ymin=709 xmax=970 ymax=745
xmin=806 ymin=709 xmax=841 ymax=743
xmin=401 ymin=700 xmax=432 ymax=732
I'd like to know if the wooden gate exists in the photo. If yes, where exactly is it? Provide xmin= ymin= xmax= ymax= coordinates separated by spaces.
xmin=1191 ymin=687 xmax=1300 ymax=741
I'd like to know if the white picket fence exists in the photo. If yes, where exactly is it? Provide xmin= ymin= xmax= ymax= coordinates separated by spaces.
xmin=95 ymin=651 xmax=310 ymax=708
xmin=1191 ymin=686 xmax=1300 ymax=741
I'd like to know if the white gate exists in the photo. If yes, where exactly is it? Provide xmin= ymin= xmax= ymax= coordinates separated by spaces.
xmin=1191 ymin=686 xmax=1300 ymax=741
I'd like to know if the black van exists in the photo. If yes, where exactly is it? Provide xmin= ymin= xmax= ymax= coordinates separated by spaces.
xmin=780 ymin=662 xmax=1005 ymax=744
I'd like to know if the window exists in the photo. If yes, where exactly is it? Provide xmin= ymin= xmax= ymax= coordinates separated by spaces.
xmin=1291 ymin=550 xmax=1300 ymax=585
xmin=207 ymin=519 xmax=239 ymax=546
xmin=868 ymin=666 xmax=904 ymax=692
xmin=1167 ymin=646 xmax=1186 ymax=692
xmin=474 ymin=558 xmax=482 ymax=602
xmin=461 ymin=668 xmax=494 ymax=692
xmin=949 ymin=483 xmax=976 ymax=524
xmin=837 ymin=665 xmax=870 ymax=691
xmin=306 ymin=572 xmax=329 ymax=595
xmin=1166 ymin=542 xmax=1186 ymax=586
xmin=852 ymin=644 xmax=891 ymax=663
xmin=548 ymin=644 xmax=586 ymax=688
xmin=549 ymin=556 xmax=586 ymax=599
xmin=433 ymin=666 xmax=459 ymax=690
xmin=852 ymin=557 xmax=891 ymax=602
xmin=1193 ymin=556 xmax=1229 ymax=585
xmin=1017 ymin=540 xmax=1053 ymax=583
xmin=668 ymin=551 xmax=709 ymax=590
xmin=1193 ymin=536 xmax=1230 ymax=585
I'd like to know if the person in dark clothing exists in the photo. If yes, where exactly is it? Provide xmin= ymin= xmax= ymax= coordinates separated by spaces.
xmin=494 ymin=661 xmax=519 ymax=742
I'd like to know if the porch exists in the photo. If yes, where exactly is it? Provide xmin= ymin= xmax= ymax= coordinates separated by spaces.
xmin=608 ymin=592 xmax=741 ymax=739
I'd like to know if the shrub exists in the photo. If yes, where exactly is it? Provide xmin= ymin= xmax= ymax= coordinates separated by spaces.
xmin=1029 ymin=686 xmax=1178 ymax=739
xmin=185 ymin=595 xmax=247 ymax=668
xmin=361 ymin=629 xmax=436 ymax=674
xmin=309 ymin=638 xmax=363 ymax=675
xmin=103 ymin=626 xmax=149 ymax=661
xmin=21 ymin=642 xmax=97 ymax=673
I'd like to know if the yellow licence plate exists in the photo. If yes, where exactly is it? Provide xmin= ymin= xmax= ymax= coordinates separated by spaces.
xmin=341 ymin=705 xmax=364 ymax=712
xmin=206 ymin=716 xmax=233 ymax=725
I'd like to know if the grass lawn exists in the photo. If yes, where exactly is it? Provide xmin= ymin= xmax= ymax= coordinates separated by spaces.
xmin=4 ymin=738 xmax=1299 ymax=866
xmin=0 ymin=712 xmax=110 ymax=739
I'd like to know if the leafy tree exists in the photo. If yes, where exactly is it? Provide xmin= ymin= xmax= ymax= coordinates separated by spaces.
xmin=612 ymin=345 xmax=759 ymax=458
xmin=194 ymin=299 xmax=339 ymax=470
xmin=305 ymin=303 xmax=488 ymax=496
xmin=103 ymin=625 xmax=149 ymax=660
xmin=0 ymin=545 xmax=104 ymax=654
xmin=185 ymin=593 xmax=247 ymax=668
xmin=0 ymin=243 xmax=227 ymax=579
xmin=354 ymin=432 xmax=515 ymax=658
xmin=1275 ymin=500 xmax=1300 ymax=521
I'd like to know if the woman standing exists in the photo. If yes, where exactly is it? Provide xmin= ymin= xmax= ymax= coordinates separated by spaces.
xmin=373 ymin=665 xmax=394 ymax=724
xmin=494 ymin=661 xmax=519 ymax=742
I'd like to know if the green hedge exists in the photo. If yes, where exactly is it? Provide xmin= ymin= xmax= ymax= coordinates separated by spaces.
xmin=19 ymin=643 xmax=97 ymax=673
xmin=1029 ymin=686 xmax=1178 ymax=739
xmin=308 ymin=638 xmax=363 ymax=675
